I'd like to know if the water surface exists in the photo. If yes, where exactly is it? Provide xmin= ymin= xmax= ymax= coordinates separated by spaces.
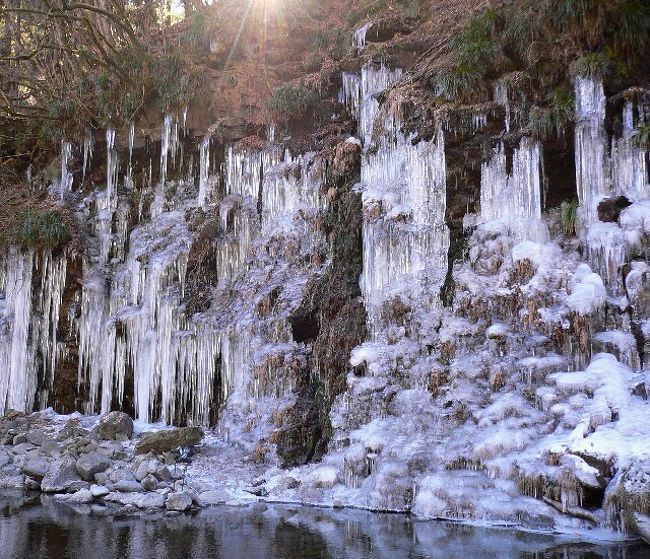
xmin=1 ymin=491 xmax=648 ymax=559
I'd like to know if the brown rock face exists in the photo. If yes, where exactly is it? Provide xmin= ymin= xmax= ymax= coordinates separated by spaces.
xmin=598 ymin=196 xmax=632 ymax=222
xmin=273 ymin=142 xmax=367 ymax=467
xmin=135 ymin=427 xmax=203 ymax=454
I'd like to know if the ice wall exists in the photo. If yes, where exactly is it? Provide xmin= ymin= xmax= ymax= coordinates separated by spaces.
xmin=1 ymin=115 xmax=330 ymax=424
xmin=342 ymin=62 xmax=449 ymax=328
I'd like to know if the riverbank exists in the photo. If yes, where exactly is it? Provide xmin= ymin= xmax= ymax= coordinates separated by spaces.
xmin=1 ymin=408 xmax=648 ymax=547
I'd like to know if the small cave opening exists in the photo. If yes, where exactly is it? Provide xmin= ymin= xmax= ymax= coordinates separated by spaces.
xmin=543 ymin=144 xmax=577 ymax=209
xmin=581 ymin=485 xmax=606 ymax=510
xmin=289 ymin=312 xmax=320 ymax=344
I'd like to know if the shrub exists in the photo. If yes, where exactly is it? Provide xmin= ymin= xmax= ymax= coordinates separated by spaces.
xmin=615 ymin=0 xmax=650 ymax=59
xmin=152 ymin=50 xmax=204 ymax=112
xmin=560 ymin=199 xmax=579 ymax=237
xmin=17 ymin=208 xmax=72 ymax=250
xmin=451 ymin=9 xmax=502 ymax=67
xmin=569 ymin=52 xmax=612 ymax=78
xmin=631 ymin=122 xmax=650 ymax=151
xmin=396 ymin=0 xmax=422 ymax=19
xmin=266 ymin=83 xmax=320 ymax=120
xmin=433 ymin=64 xmax=487 ymax=101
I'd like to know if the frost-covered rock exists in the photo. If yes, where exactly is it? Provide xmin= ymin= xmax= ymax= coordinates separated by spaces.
xmin=165 ymin=491 xmax=193 ymax=511
xmin=198 ymin=489 xmax=230 ymax=506
xmin=41 ymin=455 xmax=83 ymax=493
xmin=135 ymin=427 xmax=203 ymax=454
xmin=97 ymin=411 xmax=133 ymax=440
xmin=76 ymin=452 xmax=110 ymax=481
xmin=308 ymin=467 xmax=338 ymax=489
xmin=21 ymin=457 xmax=50 ymax=480
xmin=566 ymin=266 xmax=606 ymax=315
xmin=54 ymin=489 xmax=94 ymax=504
xmin=141 ymin=474 xmax=159 ymax=492
xmin=90 ymin=484 xmax=110 ymax=498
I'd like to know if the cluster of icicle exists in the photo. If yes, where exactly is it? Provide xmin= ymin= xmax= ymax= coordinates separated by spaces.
xmin=0 ymin=250 xmax=67 ymax=415
xmin=574 ymin=76 xmax=650 ymax=291
xmin=478 ymin=84 xmax=549 ymax=243
xmin=0 ymin=109 xmax=327 ymax=425
xmin=340 ymin=64 xmax=450 ymax=329
xmin=575 ymin=77 xmax=650 ymax=223
xmin=480 ymin=137 xmax=549 ymax=243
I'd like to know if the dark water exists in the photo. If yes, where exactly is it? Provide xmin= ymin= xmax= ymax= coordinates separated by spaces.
xmin=1 ymin=491 xmax=649 ymax=559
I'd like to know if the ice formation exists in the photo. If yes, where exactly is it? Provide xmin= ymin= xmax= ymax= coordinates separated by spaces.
xmin=0 ymin=249 xmax=67 ymax=415
xmin=360 ymin=125 xmax=450 ymax=322
xmin=3 ymin=23 xmax=650 ymax=543
xmin=359 ymin=65 xmax=403 ymax=146
xmin=59 ymin=141 xmax=74 ymax=200
xmin=352 ymin=22 xmax=373 ymax=50
xmin=574 ymin=76 xmax=609 ymax=227
xmin=574 ymin=77 xmax=649 ymax=216
xmin=480 ymin=137 xmax=548 ymax=243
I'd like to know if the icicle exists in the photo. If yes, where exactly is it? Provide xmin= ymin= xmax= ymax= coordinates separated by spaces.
xmin=151 ymin=115 xmax=173 ymax=219
xmin=494 ymin=83 xmax=511 ymax=133
xmin=128 ymin=123 xmax=135 ymax=166
xmin=197 ymin=135 xmax=212 ymax=207
xmin=105 ymin=129 xmax=118 ymax=207
xmin=160 ymin=114 xmax=172 ymax=186
xmin=59 ymin=141 xmax=74 ymax=201
xmin=353 ymin=22 xmax=373 ymax=50
xmin=611 ymin=101 xmax=650 ymax=202
xmin=82 ymin=128 xmax=94 ymax=183
xmin=339 ymin=72 xmax=362 ymax=120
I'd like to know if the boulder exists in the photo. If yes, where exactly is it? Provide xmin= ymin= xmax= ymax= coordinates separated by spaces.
xmin=26 ymin=431 xmax=45 ymax=446
xmin=198 ymin=489 xmax=230 ymax=506
xmin=21 ymin=457 xmax=50 ymax=480
xmin=135 ymin=427 xmax=203 ymax=454
xmin=114 ymin=480 xmax=143 ymax=493
xmin=54 ymin=489 xmax=94 ymax=504
xmin=141 ymin=474 xmax=159 ymax=492
xmin=598 ymin=196 xmax=632 ymax=222
xmin=109 ymin=467 xmax=136 ymax=483
xmin=165 ymin=491 xmax=193 ymax=512
xmin=41 ymin=455 xmax=83 ymax=493
xmin=40 ymin=438 xmax=61 ymax=457
xmin=137 ymin=493 xmax=165 ymax=509
xmin=90 ymin=484 xmax=110 ymax=498
xmin=56 ymin=418 xmax=89 ymax=441
xmin=97 ymin=412 xmax=133 ymax=440
xmin=76 ymin=452 xmax=110 ymax=481
xmin=11 ymin=442 xmax=35 ymax=455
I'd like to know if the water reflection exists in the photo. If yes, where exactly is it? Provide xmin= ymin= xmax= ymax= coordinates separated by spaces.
xmin=0 ymin=491 xmax=648 ymax=559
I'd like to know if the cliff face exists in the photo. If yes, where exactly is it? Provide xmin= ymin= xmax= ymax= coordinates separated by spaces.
xmin=1 ymin=0 xmax=650 ymax=541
